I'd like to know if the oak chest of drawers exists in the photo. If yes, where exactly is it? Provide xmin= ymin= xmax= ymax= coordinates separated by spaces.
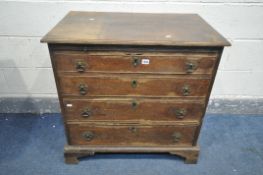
xmin=41 ymin=11 xmax=230 ymax=164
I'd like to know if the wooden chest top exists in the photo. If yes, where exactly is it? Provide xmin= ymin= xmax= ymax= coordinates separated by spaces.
xmin=41 ymin=11 xmax=230 ymax=47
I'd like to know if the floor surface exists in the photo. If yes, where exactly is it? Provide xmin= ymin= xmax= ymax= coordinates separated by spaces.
xmin=0 ymin=114 xmax=262 ymax=175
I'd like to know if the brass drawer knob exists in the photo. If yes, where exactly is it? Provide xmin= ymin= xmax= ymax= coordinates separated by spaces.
xmin=79 ymin=84 xmax=88 ymax=95
xmin=172 ymin=132 xmax=182 ymax=143
xmin=82 ymin=131 xmax=94 ymax=141
xmin=175 ymin=108 xmax=187 ymax=119
xmin=185 ymin=62 xmax=197 ymax=73
xmin=75 ymin=61 xmax=86 ymax=72
xmin=131 ymin=80 xmax=138 ymax=88
xmin=182 ymin=85 xmax=190 ymax=96
xmin=132 ymin=57 xmax=140 ymax=67
xmin=81 ymin=108 xmax=91 ymax=118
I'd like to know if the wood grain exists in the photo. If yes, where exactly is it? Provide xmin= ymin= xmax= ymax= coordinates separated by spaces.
xmin=42 ymin=11 xmax=228 ymax=164
xmin=54 ymin=51 xmax=217 ymax=75
xmin=67 ymin=123 xmax=197 ymax=146
xmin=64 ymin=145 xmax=200 ymax=164
xmin=58 ymin=74 xmax=211 ymax=97
xmin=41 ymin=11 xmax=230 ymax=46
xmin=63 ymin=98 xmax=205 ymax=122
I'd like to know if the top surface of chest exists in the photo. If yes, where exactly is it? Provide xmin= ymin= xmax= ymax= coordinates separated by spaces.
xmin=41 ymin=11 xmax=230 ymax=47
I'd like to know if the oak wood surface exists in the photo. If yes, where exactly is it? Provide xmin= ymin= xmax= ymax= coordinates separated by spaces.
xmin=63 ymin=98 xmax=205 ymax=122
xmin=46 ymin=45 xmax=223 ymax=164
xmin=41 ymin=11 xmax=230 ymax=46
xmin=64 ymin=145 xmax=200 ymax=164
xmin=67 ymin=123 xmax=197 ymax=146
xmin=42 ymin=11 xmax=229 ymax=164
xmin=192 ymin=48 xmax=223 ymax=145
xmin=58 ymin=74 xmax=211 ymax=97
xmin=54 ymin=51 xmax=217 ymax=75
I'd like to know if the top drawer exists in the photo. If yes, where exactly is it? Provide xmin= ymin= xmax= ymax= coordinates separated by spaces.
xmin=53 ymin=51 xmax=217 ymax=75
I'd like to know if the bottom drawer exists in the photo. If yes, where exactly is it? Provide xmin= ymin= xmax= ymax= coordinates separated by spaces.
xmin=67 ymin=124 xmax=198 ymax=146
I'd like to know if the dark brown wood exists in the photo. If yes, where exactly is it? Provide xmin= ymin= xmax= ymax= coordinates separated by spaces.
xmin=192 ymin=47 xmax=224 ymax=145
xmin=64 ymin=145 xmax=199 ymax=164
xmin=41 ymin=11 xmax=230 ymax=47
xmin=53 ymin=51 xmax=217 ymax=75
xmin=48 ymin=45 xmax=72 ymax=143
xmin=64 ymin=154 xmax=80 ymax=164
xmin=63 ymin=98 xmax=205 ymax=122
xmin=67 ymin=123 xmax=197 ymax=146
xmin=170 ymin=147 xmax=199 ymax=163
xmin=58 ymin=74 xmax=211 ymax=97
xmin=41 ymin=12 xmax=230 ymax=164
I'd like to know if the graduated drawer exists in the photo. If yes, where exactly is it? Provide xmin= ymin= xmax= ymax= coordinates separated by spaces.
xmin=67 ymin=123 xmax=198 ymax=146
xmin=58 ymin=75 xmax=210 ymax=97
xmin=63 ymin=98 xmax=205 ymax=122
xmin=53 ymin=51 xmax=217 ymax=74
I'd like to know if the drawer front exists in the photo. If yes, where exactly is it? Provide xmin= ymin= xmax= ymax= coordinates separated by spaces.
xmin=58 ymin=75 xmax=210 ymax=97
xmin=68 ymin=124 xmax=197 ymax=146
xmin=63 ymin=98 xmax=205 ymax=122
xmin=53 ymin=52 xmax=216 ymax=74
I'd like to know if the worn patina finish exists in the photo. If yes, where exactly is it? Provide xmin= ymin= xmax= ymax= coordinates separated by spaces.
xmin=41 ymin=11 xmax=230 ymax=46
xmin=41 ymin=11 xmax=230 ymax=164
